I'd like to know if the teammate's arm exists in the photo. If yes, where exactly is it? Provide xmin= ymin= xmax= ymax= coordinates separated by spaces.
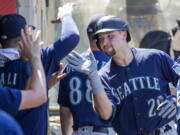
xmin=54 ymin=3 xmax=80 ymax=61
xmin=48 ymin=63 xmax=67 ymax=89
xmin=42 ymin=3 xmax=80 ymax=64
xmin=60 ymin=106 xmax=73 ymax=135
xmin=40 ymin=3 xmax=79 ymax=83
xmin=92 ymin=92 xmax=113 ymax=120
xmin=18 ymin=27 xmax=47 ymax=110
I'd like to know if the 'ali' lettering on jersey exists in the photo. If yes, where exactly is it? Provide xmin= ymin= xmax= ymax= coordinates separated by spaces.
xmin=0 ymin=72 xmax=18 ymax=86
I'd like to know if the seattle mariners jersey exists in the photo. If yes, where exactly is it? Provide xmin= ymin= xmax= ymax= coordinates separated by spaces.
xmin=0 ymin=60 xmax=31 ymax=89
xmin=0 ymin=110 xmax=24 ymax=135
xmin=0 ymin=59 xmax=31 ymax=120
xmin=0 ymin=85 xmax=21 ymax=115
xmin=98 ymin=48 xmax=179 ymax=135
xmin=0 ymin=14 xmax=79 ymax=135
xmin=172 ymin=56 xmax=180 ymax=90
xmin=173 ymin=56 xmax=180 ymax=135
xmin=58 ymin=50 xmax=112 ymax=129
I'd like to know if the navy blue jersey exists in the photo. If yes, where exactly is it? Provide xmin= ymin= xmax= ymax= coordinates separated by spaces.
xmin=0 ymin=110 xmax=24 ymax=135
xmin=98 ymin=48 xmax=179 ymax=135
xmin=18 ymin=14 xmax=79 ymax=135
xmin=0 ymin=85 xmax=21 ymax=115
xmin=0 ymin=14 xmax=79 ymax=135
xmin=58 ymin=51 xmax=112 ymax=129
xmin=174 ymin=56 xmax=180 ymax=135
xmin=0 ymin=60 xmax=31 ymax=119
xmin=0 ymin=59 xmax=34 ymax=135
xmin=0 ymin=60 xmax=31 ymax=89
xmin=177 ymin=80 xmax=180 ymax=91
xmin=173 ymin=56 xmax=180 ymax=90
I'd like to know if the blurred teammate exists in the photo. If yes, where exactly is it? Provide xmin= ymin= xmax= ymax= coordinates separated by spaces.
xmin=139 ymin=30 xmax=171 ymax=56
xmin=0 ymin=3 xmax=79 ymax=135
xmin=0 ymin=110 xmax=24 ymax=135
xmin=0 ymin=27 xmax=46 ymax=115
xmin=58 ymin=14 xmax=116 ymax=135
xmin=172 ymin=23 xmax=180 ymax=60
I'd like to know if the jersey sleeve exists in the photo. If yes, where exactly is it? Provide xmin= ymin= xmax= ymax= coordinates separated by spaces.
xmin=0 ymin=85 xmax=21 ymax=116
xmin=173 ymin=57 xmax=180 ymax=90
xmin=0 ymin=110 xmax=24 ymax=135
xmin=41 ymin=14 xmax=80 ymax=78
xmin=159 ymin=52 xmax=179 ymax=86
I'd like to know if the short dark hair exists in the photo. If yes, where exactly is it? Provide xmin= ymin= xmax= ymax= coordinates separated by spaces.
xmin=140 ymin=30 xmax=171 ymax=55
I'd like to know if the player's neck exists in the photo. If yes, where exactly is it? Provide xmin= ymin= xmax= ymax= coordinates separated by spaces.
xmin=113 ymin=46 xmax=133 ymax=66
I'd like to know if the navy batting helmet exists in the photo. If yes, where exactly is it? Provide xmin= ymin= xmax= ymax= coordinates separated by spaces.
xmin=94 ymin=16 xmax=131 ymax=41
xmin=93 ymin=16 xmax=131 ymax=50
xmin=86 ymin=13 xmax=107 ymax=35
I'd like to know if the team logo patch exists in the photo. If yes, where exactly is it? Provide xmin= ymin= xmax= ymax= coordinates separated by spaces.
xmin=1 ymin=35 xmax=8 ymax=39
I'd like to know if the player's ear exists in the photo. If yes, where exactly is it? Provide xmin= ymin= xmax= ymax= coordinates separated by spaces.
xmin=120 ymin=31 xmax=127 ymax=41
xmin=123 ymin=31 xmax=127 ymax=41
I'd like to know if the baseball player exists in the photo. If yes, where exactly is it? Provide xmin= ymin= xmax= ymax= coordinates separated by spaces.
xmin=139 ymin=30 xmax=171 ymax=56
xmin=0 ymin=27 xmax=46 ymax=115
xmin=66 ymin=15 xmax=178 ymax=135
xmin=58 ymin=14 xmax=116 ymax=135
xmin=0 ymin=3 xmax=79 ymax=135
xmin=0 ymin=110 xmax=24 ymax=135
xmin=172 ymin=56 xmax=180 ymax=134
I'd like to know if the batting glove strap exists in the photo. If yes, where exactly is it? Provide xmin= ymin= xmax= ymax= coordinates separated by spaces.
xmin=66 ymin=51 xmax=98 ymax=76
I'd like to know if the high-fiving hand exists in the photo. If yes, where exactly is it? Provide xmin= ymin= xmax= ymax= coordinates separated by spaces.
xmin=66 ymin=51 xmax=105 ymax=94
xmin=66 ymin=51 xmax=98 ymax=77
xmin=51 ymin=2 xmax=77 ymax=24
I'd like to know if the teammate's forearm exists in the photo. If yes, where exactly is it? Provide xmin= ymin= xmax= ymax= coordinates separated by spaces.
xmin=61 ymin=14 xmax=79 ymax=42
xmin=93 ymin=93 xmax=113 ymax=120
xmin=89 ymin=72 xmax=112 ymax=120
xmin=54 ymin=14 xmax=80 ymax=61
xmin=30 ymin=57 xmax=46 ymax=100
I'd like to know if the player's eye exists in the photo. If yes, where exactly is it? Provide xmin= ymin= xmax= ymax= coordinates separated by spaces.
xmin=108 ymin=34 xmax=114 ymax=40
xmin=98 ymin=37 xmax=104 ymax=44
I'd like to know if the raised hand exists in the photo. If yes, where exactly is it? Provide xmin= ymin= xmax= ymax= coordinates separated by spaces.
xmin=48 ymin=63 xmax=67 ymax=89
xmin=66 ymin=51 xmax=97 ymax=76
xmin=18 ymin=26 xmax=42 ymax=61
xmin=51 ymin=2 xmax=77 ymax=24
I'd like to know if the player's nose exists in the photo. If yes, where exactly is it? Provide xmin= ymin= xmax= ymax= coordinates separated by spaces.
xmin=102 ymin=38 xmax=110 ymax=47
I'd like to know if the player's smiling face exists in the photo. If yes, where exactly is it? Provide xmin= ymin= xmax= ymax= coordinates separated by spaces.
xmin=98 ymin=31 xmax=124 ymax=56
